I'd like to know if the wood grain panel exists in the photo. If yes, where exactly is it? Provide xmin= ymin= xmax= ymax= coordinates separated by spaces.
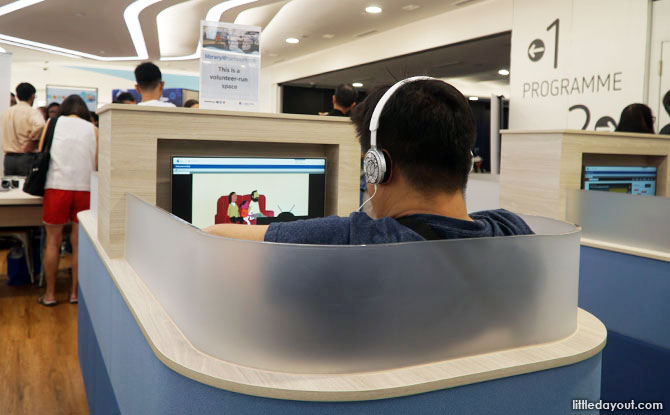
xmin=500 ymin=130 xmax=670 ymax=220
xmin=97 ymin=105 xmax=359 ymax=258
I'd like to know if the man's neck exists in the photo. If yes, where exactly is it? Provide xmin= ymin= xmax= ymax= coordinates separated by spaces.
xmin=140 ymin=89 xmax=163 ymax=102
xmin=333 ymin=104 xmax=349 ymax=115
xmin=374 ymin=177 xmax=472 ymax=222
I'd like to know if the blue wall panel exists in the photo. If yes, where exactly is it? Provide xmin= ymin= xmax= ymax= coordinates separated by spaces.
xmin=579 ymin=246 xmax=670 ymax=411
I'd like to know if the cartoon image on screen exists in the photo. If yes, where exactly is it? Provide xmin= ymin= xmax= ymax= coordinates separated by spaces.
xmin=216 ymin=190 xmax=275 ymax=225
xmin=171 ymin=157 xmax=326 ymax=229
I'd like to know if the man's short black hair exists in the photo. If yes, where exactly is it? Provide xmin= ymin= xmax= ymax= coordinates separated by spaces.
xmin=183 ymin=99 xmax=199 ymax=108
xmin=134 ymin=62 xmax=163 ymax=90
xmin=47 ymin=102 xmax=60 ymax=110
xmin=334 ymin=83 xmax=357 ymax=108
xmin=115 ymin=92 xmax=136 ymax=103
xmin=16 ymin=83 xmax=36 ymax=101
xmin=350 ymin=79 xmax=475 ymax=194
xmin=663 ymin=90 xmax=670 ymax=115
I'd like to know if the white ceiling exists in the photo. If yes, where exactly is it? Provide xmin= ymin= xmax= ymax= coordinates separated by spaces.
xmin=0 ymin=0 xmax=489 ymax=71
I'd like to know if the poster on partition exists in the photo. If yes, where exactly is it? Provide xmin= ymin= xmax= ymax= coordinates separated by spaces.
xmin=199 ymin=21 xmax=260 ymax=111
xmin=46 ymin=85 xmax=98 ymax=112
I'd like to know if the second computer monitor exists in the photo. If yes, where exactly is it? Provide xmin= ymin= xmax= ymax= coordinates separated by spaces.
xmin=582 ymin=166 xmax=657 ymax=195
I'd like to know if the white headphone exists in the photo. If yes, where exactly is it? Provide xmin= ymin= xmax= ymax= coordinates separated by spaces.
xmin=363 ymin=76 xmax=436 ymax=185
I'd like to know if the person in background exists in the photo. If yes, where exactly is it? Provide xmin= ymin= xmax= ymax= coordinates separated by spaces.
xmin=615 ymin=103 xmax=655 ymax=134
xmin=205 ymin=79 xmax=533 ymax=244
xmin=659 ymin=91 xmax=670 ymax=135
xmin=326 ymin=83 xmax=357 ymax=116
xmin=184 ymin=99 xmax=199 ymax=108
xmin=10 ymin=92 xmax=16 ymax=106
xmin=37 ymin=94 xmax=98 ymax=306
xmin=47 ymin=102 xmax=60 ymax=120
xmin=114 ymin=92 xmax=136 ymax=104
xmin=90 ymin=112 xmax=99 ymax=127
xmin=134 ymin=62 xmax=176 ymax=107
xmin=1 ymin=82 xmax=45 ymax=175
xmin=38 ymin=106 xmax=48 ymax=120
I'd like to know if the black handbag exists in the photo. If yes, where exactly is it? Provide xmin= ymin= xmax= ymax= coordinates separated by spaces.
xmin=23 ymin=116 xmax=59 ymax=196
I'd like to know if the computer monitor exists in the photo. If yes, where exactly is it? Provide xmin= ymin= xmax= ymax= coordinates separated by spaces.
xmin=582 ymin=166 xmax=657 ymax=195
xmin=171 ymin=156 xmax=326 ymax=228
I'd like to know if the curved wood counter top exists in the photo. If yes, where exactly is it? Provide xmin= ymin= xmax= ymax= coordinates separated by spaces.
xmin=79 ymin=211 xmax=606 ymax=402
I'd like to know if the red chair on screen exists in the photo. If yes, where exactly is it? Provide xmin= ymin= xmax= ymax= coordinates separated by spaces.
xmin=214 ymin=193 xmax=274 ymax=224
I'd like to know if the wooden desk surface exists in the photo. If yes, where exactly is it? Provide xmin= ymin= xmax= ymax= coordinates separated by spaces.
xmin=0 ymin=188 xmax=42 ymax=206
xmin=79 ymin=210 xmax=607 ymax=402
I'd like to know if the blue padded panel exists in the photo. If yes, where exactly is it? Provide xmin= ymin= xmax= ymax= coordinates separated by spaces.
xmin=78 ymin=294 xmax=121 ymax=415
xmin=579 ymin=246 xmax=670 ymax=349
xmin=78 ymin=231 xmax=602 ymax=415
xmin=600 ymin=331 xmax=670 ymax=410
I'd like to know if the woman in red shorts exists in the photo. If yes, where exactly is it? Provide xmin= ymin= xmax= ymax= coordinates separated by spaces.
xmin=37 ymin=95 xmax=97 ymax=306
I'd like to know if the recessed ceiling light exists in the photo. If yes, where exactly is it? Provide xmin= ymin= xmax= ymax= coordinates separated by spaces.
xmin=352 ymin=82 xmax=363 ymax=88
xmin=322 ymin=34 xmax=335 ymax=39
xmin=402 ymin=4 xmax=420 ymax=11
xmin=365 ymin=5 xmax=382 ymax=13
xmin=285 ymin=37 xmax=300 ymax=44
xmin=469 ymin=96 xmax=479 ymax=101
xmin=498 ymin=69 xmax=510 ymax=76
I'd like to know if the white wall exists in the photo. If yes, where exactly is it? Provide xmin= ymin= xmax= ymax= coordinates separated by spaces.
xmin=509 ymin=0 xmax=650 ymax=131
xmin=9 ymin=61 xmax=199 ymax=109
xmin=0 ymin=53 xmax=12 ymax=174
xmin=10 ymin=61 xmax=133 ymax=108
xmin=259 ymin=0 xmax=514 ymax=113
xmin=648 ymin=0 xmax=670 ymax=131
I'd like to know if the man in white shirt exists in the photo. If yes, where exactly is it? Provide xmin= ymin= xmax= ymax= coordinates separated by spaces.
xmin=248 ymin=190 xmax=266 ymax=220
xmin=134 ymin=62 xmax=176 ymax=107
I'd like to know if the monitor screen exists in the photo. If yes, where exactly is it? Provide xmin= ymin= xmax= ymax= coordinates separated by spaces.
xmin=582 ymin=166 xmax=657 ymax=195
xmin=172 ymin=156 xmax=326 ymax=228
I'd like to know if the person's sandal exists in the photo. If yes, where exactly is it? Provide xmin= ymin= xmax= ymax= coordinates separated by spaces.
xmin=37 ymin=296 xmax=57 ymax=307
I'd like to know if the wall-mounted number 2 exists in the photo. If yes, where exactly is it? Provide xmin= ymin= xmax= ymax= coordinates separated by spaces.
xmin=546 ymin=18 xmax=559 ymax=69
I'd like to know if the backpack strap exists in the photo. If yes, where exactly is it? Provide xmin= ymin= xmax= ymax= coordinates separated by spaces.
xmin=41 ymin=116 xmax=59 ymax=153
xmin=396 ymin=216 xmax=441 ymax=241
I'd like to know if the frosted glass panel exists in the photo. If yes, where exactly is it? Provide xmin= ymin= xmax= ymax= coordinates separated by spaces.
xmin=125 ymin=194 xmax=580 ymax=374
xmin=566 ymin=190 xmax=670 ymax=253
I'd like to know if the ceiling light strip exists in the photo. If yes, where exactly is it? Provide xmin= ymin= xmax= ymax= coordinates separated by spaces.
xmin=124 ymin=0 xmax=163 ymax=60
xmin=0 ymin=38 xmax=81 ymax=59
xmin=0 ymin=0 xmax=44 ymax=17
xmin=162 ymin=0 xmax=258 ymax=61
xmin=0 ymin=0 xmax=160 ymax=61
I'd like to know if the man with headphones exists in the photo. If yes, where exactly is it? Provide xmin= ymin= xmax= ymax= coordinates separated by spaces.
xmin=205 ymin=77 xmax=532 ymax=243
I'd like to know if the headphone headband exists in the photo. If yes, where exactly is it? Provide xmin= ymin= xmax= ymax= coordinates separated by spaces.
xmin=369 ymin=76 xmax=435 ymax=148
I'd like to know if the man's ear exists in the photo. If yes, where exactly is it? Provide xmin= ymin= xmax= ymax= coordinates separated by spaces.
xmin=332 ymin=95 xmax=336 ymax=106
xmin=159 ymin=81 xmax=165 ymax=94
xmin=134 ymin=84 xmax=142 ymax=95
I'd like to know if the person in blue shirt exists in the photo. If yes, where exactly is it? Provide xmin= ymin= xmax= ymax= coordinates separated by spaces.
xmin=204 ymin=78 xmax=532 ymax=244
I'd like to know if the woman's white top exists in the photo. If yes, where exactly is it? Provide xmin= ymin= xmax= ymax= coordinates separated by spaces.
xmin=45 ymin=116 xmax=97 ymax=191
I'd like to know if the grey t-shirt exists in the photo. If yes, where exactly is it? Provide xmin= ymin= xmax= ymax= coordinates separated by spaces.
xmin=264 ymin=209 xmax=533 ymax=245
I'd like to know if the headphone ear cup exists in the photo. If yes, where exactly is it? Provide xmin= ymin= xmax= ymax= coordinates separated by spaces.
xmin=364 ymin=149 xmax=386 ymax=185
